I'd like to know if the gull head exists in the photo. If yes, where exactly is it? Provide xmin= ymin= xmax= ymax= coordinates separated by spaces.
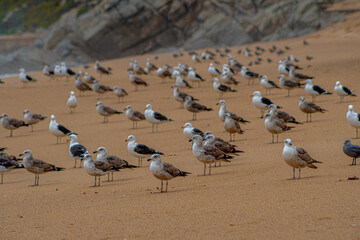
xmin=0 ymin=113 xmax=8 ymax=119
xmin=124 ymin=105 xmax=132 ymax=111
xmin=182 ymin=122 xmax=192 ymax=129
xmin=113 ymin=86 xmax=119 ymax=90
xmin=70 ymin=91 xmax=75 ymax=96
xmin=348 ymin=105 xmax=354 ymax=112
xmin=50 ymin=115 xmax=56 ymax=121
xmin=145 ymin=104 xmax=152 ymax=110
xmin=147 ymin=153 xmax=161 ymax=162
xmin=203 ymin=133 xmax=215 ymax=141
xmin=23 ymin=109 xmax=30 ymax=114
xmin=216 ymin=100 xmax=226 ymax=106
xmin=203 ymin=131 xmax=213 ymax=137
xmin=241 ymin=66 xmax=247 ymax=70
xmin=81 ymin=154 xmax=92 ymax=161
xmin=344 ymin=140 xmax=351 ymax=145
xmin=93 ymin=80 xmax=98 ymax=84
xmin=188 ymin=67 xmax=194 ymax=71
xmin=213 ymin=77 xmax=219 ymax=83
xmin=263 ymin=113 xmax=271 ymax=118
xmin=225 ymin=112 xmax=232 ymax=119
xmin=299 ymin=96 xmax=305 ymax=102
xmin=284 ymin=139 xmax=292 ymax=147
xmin=96 ymin=102 xmax=103 ymax=107
xmin=185 ymin=96 xmax=192 ymax=102
xmin=93 ymin=146 xmax=107 ymax=154
xmin=95 ymin=60 xmax=99 ymax=64
xmin=19 ymin=68 xmax=25 ymax=73
xmin=250 ymin=91 xmax=261 ymax=97
xmin=19 ymin=149 xmax=32 ymax=157
xmin=125 ymin=135 xmax=135 ymax=142
xmin=305 ymin=79 xmax=312 ymax=85
xmin=68 ymin=134 xmax=78 ymax=143
xmin=192 ymin=135 xmax=203 ymax=144
xmin=210 ymin=63 xmax=214 ymax=67
xmin=335 ymin=81 xmax=341 ymax=86
xmin=278 ymin=74 xmax=285 ymax=80
xmin=261 ymin=75 xmax=268 ymax=80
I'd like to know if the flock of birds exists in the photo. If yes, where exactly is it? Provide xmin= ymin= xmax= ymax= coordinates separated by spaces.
xmin=1 ymin=39 xmax=360 ymax=192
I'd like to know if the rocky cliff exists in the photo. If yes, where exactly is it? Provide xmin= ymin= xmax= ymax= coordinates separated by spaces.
xmin=0 ymin=0 xmax=347 ymax=74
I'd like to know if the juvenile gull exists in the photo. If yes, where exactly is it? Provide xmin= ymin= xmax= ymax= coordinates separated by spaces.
xmin=343 ymin=140 xmax=360 ymax=165
xmin=213 ymin=78 xmax=237 ymax=98
xmin=133 ymin=60 xmax=147 ymax=75
xmin=191 ymin=135 xmax=232 ymax=176
xmin=304 ymin=79 xmax=332 ymax=102
xmin=144 ymin=104 xmax=173 ymax=133
xmin=67 ymin=91 xmax=78 ymax=113
xmin=216 ymin=100 xmax=250 ymax=123
xmin=19 ymin=150 xmax=64 ymax=186
xmin=289 ymin=66 xmax=313 ymax=82
xmin=94 ymin=147 xmax=137 ymax=181
xmin=266 ymin=105 xmax=301 ymax=124
xmin=346 ymin=105 xmax=360 ymax=138
xmin=175 ymin=74 xmax=193 ymax=89
xmin=241 ymin=66 xmax=261 ymax=85
xmin=282 ymin=139 xmax=321 ymax=179
xmin=19 ymin=68 xmax=37 ymax=87
xmin=182 ymin=122 xmax=204 ymax=139
xmin=334 ymin=81 xmax=356 ymax=102
xmin=92 ymin=80 xmax=113 ymax=99
xmin=95 ymin=60 xmax=112 ymax=78
xmin=96 ymin=102 xmax=122 ymax=123
xmin=23 ymin=109 xmax=46 ymax=132
xmin=146 ymin=58 xmax=158 ymax=72
xmin=188 ymin=67 xmax=205 ymax=87
xmin=263 ymin=112 xmax=293 ymax=143
xmin=84 ymin=72 xmax=96 ymax=84
xmin=126 ymin=135 xmax=164 ymax=166
xmin=298 ymin=96 xmax=326 ymax=122
xmin=224 ymin=113 xmax=244 ymax=142
xmin=250 ymin=91 xmax=281 ymax=117
xmin=221 ymin=68 xmax=239 ymax=85
xmin=129 ymin=71 xmax=148 ymax=91
xmin=148 ymin=154 xmax=190 ymax=193
xmin=0 ymin=158 xmax=23 ymax=184
xmin=260 ymin=75 xmax=280 ymax=95
xmin=278 ymin=74 xmax=302 ymax=97
xmin=204 ymin=132 xmax=243 ymax=160
xmin=124 ymin=105 xmax=145 ymax=129
xmin=68 ymin=134 xmax=88 ymax=168
xmin=75 ymin=75 xmax=92 ymax=96
xmin=172 ymin=85 xmax=198 ymax=108
xmin=82 ymin=154 xmax=118 ymax=187
xmin=1 ymin=113 xmax=28 ymax=137
xmin=113 ymin=86 xmax=128 ymax=103
xmin=156 ymin=66 xmax=172 ymax=81
xmin=184 ymin=96 xmax=213 ymax=120
xmin=208 ymin=63 xmax=221 ymax=77
xmin=49 ymin=115 xmax=75 ymax=144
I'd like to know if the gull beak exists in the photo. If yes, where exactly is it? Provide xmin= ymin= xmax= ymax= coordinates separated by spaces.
xmin=216 ymin=102 xmax=220 ymax=105
xmin=66 ymin=139 xmax=70 ymax=143
xmin=250 ymin=94 xmax=254 ymax=97
xmin=17 ymin=70 xmax=20 ymax=73
xmin=144 ymin=108 xmax=147 ymax=110
xmin=93 ymin=150 xmax=98 ymax=154
xmin=19 ymin=153 xmax=23 ymax=156
xmin=123 ymin=108 xmax=127 ymax=111
xmin=181 ymin=126 xmax=185 ymax=129
xmin=147 ymin=158 xmax=152 ymax=162
xmin=188 ymin=139 xmax=192 ymax=142
xmin=125 ymin=139 xmax=129 ymax=142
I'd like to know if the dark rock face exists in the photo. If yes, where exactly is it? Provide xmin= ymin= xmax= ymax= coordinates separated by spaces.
xmin=0 ymin=0 xmax=346 ymax=74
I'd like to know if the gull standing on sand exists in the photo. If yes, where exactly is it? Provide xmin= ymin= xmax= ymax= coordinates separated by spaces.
xmin=23 ymin=109 xmax=46 ymax=132
xmin=263 ymin=112 xmax=293 ymax=143
xmin=96 ymin=102 xmax=122 ymax=123
xmin=279 ymin=74 xmax=302 ymax=97
xmin=68 ymin=134 xmax=88 ymax=168
xmin=204 ymin=133 xmax=243 ymax=156
xmin=133 ymin=60 xmax=147 ymax=75
xmin=334 ymin=81 xmax=356 ymax=102
xmin=0 ymin=157 xmax=23 ymax=184
xmin=182 ymin=122 xmax=204 ymax=139
xmin=266 ymin=105 xmax=301 ymax=124
xmin=43 ymin=65 xmax=54 ymax=79
xmin=20 ymin=150 xmax=64 ymax=186
xmin=126 ymin=135 xmax=164 ymax=166
xmin=0 ymin=150 xmax=20 ymax=161
xmin=188 ymin=67 xmax=205 ymax=87
xmin=304 ymin=79 xmax=332 ymax=102
xmin=129 ymin=71 xmax=148 ymax=91
xmin=156 ymin=66 xmax=172 ymax=81
xmin=113 ymin=86 xmax=128 ymax=103
xmin=144 ymin=104 xmax=173 ymax=133
xmin=191 ymin=135 xmax=232 ymax=176
xmin=54 ymin=65 xmax=65 ymax=80
xmin=343 ymin=140 xmax=360 ymax=165
xmin=250 ymin=91 xmax=281 ymax=117
xmin=82 ymin=154 xmax=118 ymax=187
xmin=175 ymin=74 xmax=193 ymax=89
xmin=94 ymin=147 xmax=136 ymax=181
xmin=67 ymin=91 xmax=78 ymax=113
xmin=221 ymin=68 xmax=239 ymax=85
xmin=224 ymin=113 xmax=244 ymax=142
xmin=146 ymin=58 xmax=158 ymax=72
xmin=84 ymin=72 xmax=96 ymax=84
xmin=184 ymin=96 xmax=213 ymax=120
xmin=172 ymin=85 xmax=198 ymax=108
xmin=95 ymin=60 xmax=111 ymax=78
xmin=208 ymin=63 xmax=221 ymax=77
xmin=346 ymin=105 xmax=360 ymax=138
xmin=216 ymin=100 xmax=250 ymax=123
xmin=241 ymin=66 xmax=261 ymax=85
xmin=213 ymin=78 xmax=237 ymax=98
xmin=282 ymin=139 xmax=321 ymax=179
xmin=260 ymin=75 xmax=280 ymax=95
xmin=298 ymin=96 xmax=326 ymax=122
xmin=75 ymin=74 xmax=92 ymax=96
xmin=124 ymin=105 xmax=145 ymax=129
xmin=49 ymin=115 xmax=75 ymax=144
xmin=60 ymin=62 xmax=76 ymax=80
xmin=19 ymin=68 xmax=37 ymax=87
xmin=1 ymin=113 xmax=28 ymax=137
xmin=288 ymin=66 xmax=313 ymax=82
xmin=92 ymin=80 xmax=113 ymax=100
xmin=148 ymin=154 xmax=190 ymax=193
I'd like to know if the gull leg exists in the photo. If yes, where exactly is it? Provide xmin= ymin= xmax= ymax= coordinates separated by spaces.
xmin=152 ymin=124 xmax=154 ymax=133
xmin=10 ymin=130 xmax=13 ymax=137
xmin=156 ymin=124 xmax=158 ymax=132
xmin=141 ymin=158 xmax=143 ymax=166
xmin=160 ymin=180 xmax=163 ymax=192
xmin=73 ymin=159 xmax=77 ymax=168
xmin=310 ymin=114 xmax=312 ymax=122
xmin=276 ymin=134 xmax=279 ymax=143
xmin=203 ymin=163 xmax=206 ymax=176
xmin=31 ymin=125 xmax=34 ymax=132
xmin=37 ymin=175 xmax=40 ymax=186
xmin=34 ymin=175 xmax=37 ymax=186
xmin=1 ymin=172 xmax=3 ymax=184
xmin=209 ymin=164 xmax=212 ymax=175
xmin=352 ymin=157 xmax=355 ymax=165
xmin=214 ymin=161 xmax=217 ymax=167
xmin=293 ymin=168 xmax=295 ymax=179
xmin=272 ymin=134 xmax=274 ymax=143
xmin=298 ymin=168 xmax=301 ymax=179
xmin=166 ymin=181 xmax=168 ymax=192
xmin=112 ymin=172 xmax=114 ymax=181
xmin=287 ymin=89 xmax=290 ymax=97
xmin=219 ymin=161 xmax=222 ymax=167
xmin=108 ymin=173 xmax=110 ymax=182
xmin=98 ymin=176 xmax=101 ymax=186
xmin=79 ymin=159 xmax=83 ymax=168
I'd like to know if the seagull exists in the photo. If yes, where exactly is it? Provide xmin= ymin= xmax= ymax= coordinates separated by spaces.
xmin=54 ymin=65 xmax=65 ymax=80
xmin=224 ymin=113 xmax=244 ymax=141
xmin=113 ymin=86 xmax=128 ymax=103
xmin=95 ymin=60 xmax=111 ymax=78
xmin=148 ymin=154 xmax=190 ymax=193
xmin=144 ymin=104 xmax=173 ymax=133
xmin=60 ymin=62 xmax=76 ymax=80
xmin=146 ymin=58 xmax=158 ymax=72
xmin=84 ymin=72 xmax=96 ymax=84
xmin=19 ymin=68 xmax=37 ymax=87
xmin=43 ymin=65 xmax=54 ymax=79
xmin=222 ymin=64 xmax=235 ymax=76
xmin=188 ymin=67 xmax=205 ymax=87
xmin=241 ymin=66 xmax=261 ymax=85
xmin=124 ymin=105 xmax=145 ymax=129
xmin=182 ymin=122 xmax=204 ymax=139
xmin=228 ymin=56 xmax=243 ymax=72
xmin=266 ymin=105 xmax=301 ymax=124
xmin=278 ymin=74 xmax=302 ymax=97
xmin=133 ymin=60 xmax=147 ymax=75
xmin=346 ymin=105 xmax=360 ymax=138
xmin=298 ymin=96 xmax=326 ymax=122
xmin=175 ymin=74 xmax=193 ymax=89
xmin=129 ymin=71 xmax=148 ymax=91
xmin=0 ymin=113 xmax=28 ymax=137
xmin=92 ymin=80 xmax=113 ymax=100
xmin=282 ymin=139 xmax=321 ymax=179
xmin=278 ymin=58 xmax=302 ymax=75
xmin=75 ymin=75 xmax=92 ymax=96
xmin=216 ymin=100 xmax=250 ymax=123
xmin=192 ymin=55 xmax=201 ymax=63
xmin=250 ymin=91 xmax=281 ymax=117
xmin=191 ymin=135 xmax=232 ymax=176
xmin=172 ymin=85 xmax=198 ymax=108
xmin=184 ymin=96 xmax=213 ymax=120
xmin=93 ymin=147 xmax=137 ymax=181
xmin=221 ymin=68 xmax=239 ymax=85
xmin=263 ymin=112 xmax=293 ymax=143
xmin=19 ymin=150 xmax=64 ymax=186
xmin=334 ymin=81 xmax=356 ymax=102
xmin=260 ymin=75 xmax=280 ymax=95
xmin=82 ymin=154 xmax=118 ymax=187
xmin=23 ymin=109 xmax=46 ymax=132
xmin=0 ymin=150 xmax=20 ymax=161
xmin=203 ymin=133 xmax=243 ymax=157
xmin=67 ymin=91 xmax=78 ymax=113
xmin=156 ymin=66 xmax=172 ymax=81
xmin=213 ymin=78 xmax=237 ymax=98
xmin=126 ymin=135 xmax=164 ymax=166
xmin=68 ymin=134 xmax=88 ymax=168
xmin=208 ymin=63 xmax=221 ymax=77
xmin=96 ymin=102 xmax=122 ymax=123
xmin=49 ymin=115 xmax=75 ymax=144
xmin=0 ymin=157 xmax=23 ymax=184
xmin=305 ymin=79 xmax=332 ymax=102
xmin=289 ymin=66 xmax=314 ymax=82
xmin=343 ymin=140 xmax=360 ymax=165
